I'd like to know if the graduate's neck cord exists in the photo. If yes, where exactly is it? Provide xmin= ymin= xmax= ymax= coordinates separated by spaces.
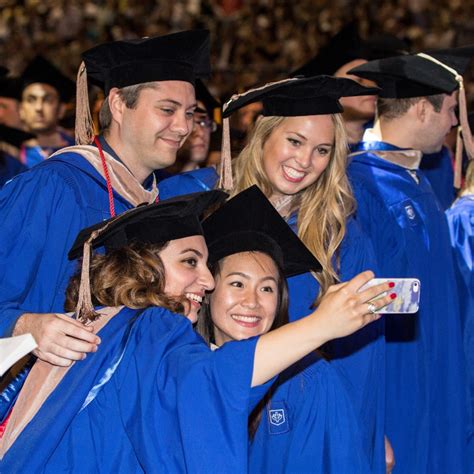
xmin=416 ymin=52 xmax=474 ymax=188
xmin=94 ymin=136 xmax=116 ymax=217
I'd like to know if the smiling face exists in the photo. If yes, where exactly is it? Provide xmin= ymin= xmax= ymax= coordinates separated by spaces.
xmin=261 ymin=115 xmax=335 ymax=202
xmin=159 ymin=235 xmax=214 ymax=323
xmin=113 ymin=81 xmax=197 ymax=179
xmin=209 ymin=252 xmax=280 ymax=345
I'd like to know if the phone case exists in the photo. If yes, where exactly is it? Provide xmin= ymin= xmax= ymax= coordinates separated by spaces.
xmin=359 ymin=278 xmax=421 ymax=314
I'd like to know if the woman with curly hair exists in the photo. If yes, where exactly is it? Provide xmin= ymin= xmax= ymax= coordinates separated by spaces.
xmin=158 ymin=75 xmax=389 ymax=472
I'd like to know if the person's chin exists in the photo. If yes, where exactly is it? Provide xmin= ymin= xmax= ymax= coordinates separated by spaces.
xmin=423 ymin=143 xmax=443 ymax=154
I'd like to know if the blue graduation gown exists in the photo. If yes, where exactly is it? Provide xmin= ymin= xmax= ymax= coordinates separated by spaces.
xmin=285 ymin=215 xmax=385 ymax=474
xmin=249 ymin=353 xmax=370 ymax=474
xmin=1 ymin=306 xmax=270 ymax=473
xmin=349 ymin=142 xmax=467 ymax=473
xmin=159 ymin=168 xmax=386 ymax=473
xmin=158 ymin=166 xmax=219 ymax=198
xmin=0 ymin=150 xmax=137 ymax=337
xmin=21 ymin=130 xmax=75 ymax=168
xmin=0 ymin=153 xmax=27 ymax=187
xmin=446 ymin=195 xmax=474 ymax=471
xmin=420 ymin=146 xmax=455 ymax=210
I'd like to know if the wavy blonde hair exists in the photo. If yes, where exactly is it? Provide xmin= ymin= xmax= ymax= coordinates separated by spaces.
xmin=462 ymin=160 xmax=474 ymax=196
xmin=231 ymin=114 xmax=354 ymax=300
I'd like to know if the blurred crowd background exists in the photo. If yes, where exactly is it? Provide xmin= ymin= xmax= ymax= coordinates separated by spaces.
xmin=1 ymin=0 xmax=474 ymax=101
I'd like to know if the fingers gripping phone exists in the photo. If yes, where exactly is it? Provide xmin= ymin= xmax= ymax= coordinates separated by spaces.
xmin=359 ymin=278 xmax=421 ymax=314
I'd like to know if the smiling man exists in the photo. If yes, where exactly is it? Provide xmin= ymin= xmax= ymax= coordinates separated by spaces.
xmin=0 ymin=30 xmax=211 ymax=368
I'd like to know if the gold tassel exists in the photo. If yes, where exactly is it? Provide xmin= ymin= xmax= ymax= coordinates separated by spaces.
xmin=217 ymin=117 xmax=233 ymax=190
xmin=75 ymin=61 xmax=95 ymax=146
xmin=213 ymin=107 xmax=222 ymax=126
xmin=456 ymin=82 xmax=474 ymax=190
xmin=75 ymin=231 xmax=100 ymax=324
xmin=416 ymin=53 xmax=474 ymax=187
xmin=216 ymin=77 xmax=299 ymax=191
xmin=454 ymin=125 xmax=463 ymax=189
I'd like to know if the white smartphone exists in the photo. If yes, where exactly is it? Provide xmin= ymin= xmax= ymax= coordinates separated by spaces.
xmin=358 ymin=278 xmax=421 ymax=314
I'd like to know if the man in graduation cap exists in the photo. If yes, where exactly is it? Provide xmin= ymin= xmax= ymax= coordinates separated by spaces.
xmin=19 ymin=56 xmax=75 ymax=168
xmin=0 ymin=30 xmax=211 ymax=368
xmin=346 ymin=47 xmax=473 ymax=473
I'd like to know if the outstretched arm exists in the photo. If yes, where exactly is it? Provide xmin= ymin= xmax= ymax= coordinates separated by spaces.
xmin=251 ymin=270 xmax=392 ymax=386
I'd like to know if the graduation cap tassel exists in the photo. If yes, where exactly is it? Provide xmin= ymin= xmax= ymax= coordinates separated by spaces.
xmin=455 ymin=126 xmax=464 ymax=189
xmin=75 ymin=232 xmax=100 ymax=323
xmin=218 ymin=116 xmax=233 ymax=190
xmin=75 ymin=61 xmax=95 ymax=146
xmin=417 ymin=53 xmax=474 ymax=188
xmin=456 ymin=81 xmax=474 ymax=188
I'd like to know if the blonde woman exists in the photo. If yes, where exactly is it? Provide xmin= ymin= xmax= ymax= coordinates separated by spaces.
xmin=158 ymin=75 xmax=389 ymax=472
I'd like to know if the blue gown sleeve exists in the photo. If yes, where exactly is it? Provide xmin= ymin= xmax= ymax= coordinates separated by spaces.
xmin=0 ymin=167 xmax=83 ymax=335
xmin=420 ymin=146 xmax=455 ymax=210
xmin=446 ymin=198 xmax=474 ymax=470
xmin=0 ymin=155 xmax=27 ymax=187
xmin=158 ymin=167 xmax=219 ymax=199
xmin=116 ymin=309 xmax=271 ymax=473
xmin=446 ymin=198 xmax=474 ymax=294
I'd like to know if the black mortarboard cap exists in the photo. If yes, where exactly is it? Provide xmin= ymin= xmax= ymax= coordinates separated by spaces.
xmin=217 ymin=75 xmax=378 ymax=190
xmin=291 ymin=22 xmax=365 ymax=77
xmin=291 ymin=22 xmax=409 ymax=77
xmin=0 ymin=124 xmax=34 ymax=149
xmin=195 ymin=79 xmax=220 ymax=117
xmin=348 ymin=45 xmax=474 ymax=98
xmin=222 ymin=75 xmax=379 ymax=118
xmin=0 ymin=76 xmax=23 ymax=100
xmin=203 ymin=186 xmax=322 ymax=277
xmin=68 ymin=190 xmax=227 ymax=260
xmin=82 ymin=30 xmax=211 ymax=95
xmin=363 ymin=34 xmax=410 ymax=61
xmin=21 ymin=56 xmax=75 ymax=102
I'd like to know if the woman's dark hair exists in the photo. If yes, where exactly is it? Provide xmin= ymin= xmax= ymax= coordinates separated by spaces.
xmin=65 ymin=241 xmax=185 ymax=314
xmin=196 ymin=250 xmax=289 ymax=438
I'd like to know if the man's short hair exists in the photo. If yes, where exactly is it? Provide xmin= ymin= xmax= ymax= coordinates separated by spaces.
xmin=377 ymin=93 xmax=445 ymax=120
xmin=99 ymin=82 xmax=158 ymax=133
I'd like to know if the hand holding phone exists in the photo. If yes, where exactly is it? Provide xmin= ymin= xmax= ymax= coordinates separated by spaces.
xmin=358 ymin=278 xmax=420 ymax=314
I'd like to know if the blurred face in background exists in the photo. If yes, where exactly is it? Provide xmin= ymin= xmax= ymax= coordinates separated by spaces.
xmin=20 ymin=83 xmax=64 ymax=134
xmin=335 ymin=59 xmax=377 ymax=121
xmin=180 ymin=100 xmax=213 ymax=165
xmin=237 ymin=102 xmax=263 ymax=134
xmin=0 ymin=97 xmax=22 ymax=129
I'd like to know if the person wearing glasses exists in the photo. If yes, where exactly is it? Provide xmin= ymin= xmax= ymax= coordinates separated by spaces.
xmin=165 ymin=79 xmax=219 ymax=176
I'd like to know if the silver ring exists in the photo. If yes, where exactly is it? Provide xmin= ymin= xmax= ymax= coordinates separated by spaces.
xmin=367 ymin=302 xmax=377 ymax=314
